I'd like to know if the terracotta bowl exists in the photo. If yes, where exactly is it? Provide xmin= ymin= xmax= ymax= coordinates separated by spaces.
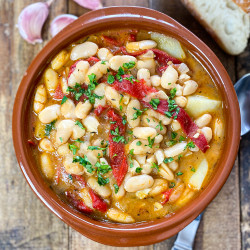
xmin=12 ymin=7 xmax=240 ymax=246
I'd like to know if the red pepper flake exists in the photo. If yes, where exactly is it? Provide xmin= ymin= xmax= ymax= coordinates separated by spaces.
xmin=161 ymin=189 xmax=173 ymax=205
xmin=107 ymin=109 xmax=128 ymax=186
xmin=27 ymin=139 xmax=36 ymax=146
xmin=65 ymin=191 xmax=93 ymax=214
xmin=89 ymin=189 xmax=108 ymax=212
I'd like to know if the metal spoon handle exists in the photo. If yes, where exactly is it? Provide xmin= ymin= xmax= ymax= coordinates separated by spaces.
xmin=171 ymin=214 xmax=203 ymax=250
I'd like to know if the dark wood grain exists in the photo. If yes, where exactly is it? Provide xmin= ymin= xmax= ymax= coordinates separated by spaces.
xmin=0 ymin=0 xmax=248 ymax=249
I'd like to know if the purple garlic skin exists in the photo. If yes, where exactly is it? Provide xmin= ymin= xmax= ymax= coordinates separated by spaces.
xmin=50 ymin=14 xmax=78 ymax=37
xmin=17 ymin=1 xmax=52 ymax=44
xmin=73 ymin=0 xmax=103 ymax=10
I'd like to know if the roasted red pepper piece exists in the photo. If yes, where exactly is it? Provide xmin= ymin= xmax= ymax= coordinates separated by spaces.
xmin=102 ymin=35 xmax=121 ymax=47
xmin=53 ymin=84 xmax=64 ymax=100
xmin=65 ymin=191 xmax=93 ymax=213
xmin=113 ymin=75 xmax=157 ymax=100
xmin=151 ymin=49 xmax=181 ymax=65
xmin=27 ymin=139 xmax=36 ymax=146
xmin=157 ymin=65 xmax=169 ymax=75
xmin=89 ymin=189 xmax=108 ymax=212
xmin=86 ymin=56 xmax=100 ymax=66
xmin=161 ymin=189 xmax=173 ymax=205
xmin=112 ymin=76 xmax=209 ymax=152
xmin=94 ymin=105 xmax=109 ymax=116
xmin=72 ymin=175 xmax=86 ymax=188
xmin=107 ymin=108 xmax=128 ymax=186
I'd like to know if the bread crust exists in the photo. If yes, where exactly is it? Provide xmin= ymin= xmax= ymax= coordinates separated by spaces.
xmin=181 ymin=0 xmax=250 ymax=55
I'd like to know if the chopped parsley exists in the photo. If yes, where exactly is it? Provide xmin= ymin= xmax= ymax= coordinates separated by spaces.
xmin=146 ymin=137 xmax=155 ymax=148
xmin=123 ymin=61 xmax=136 ymax=69
xmin=136 ymin=141 xmax=142 ymax=146
xmin=75 ymin=120 xmax=85 ymax=129
xmin=171 ymin=132 xmax=178 ymax=139
xmin=88 ymin=146 xmax=106 ymax=151
xmin=176 ymin=171 xmax=183 ymax=176
xmin=127 ymin=130 xmax=133 ymax=135
xmin=169 ymin=182 xmax=175 ymax=188
xmin=75 ymin=138 xmax=84 ymax=143
xmin=185 ymin=141 xmax=195 ymax=150
xmin=149 ymin=98 xmax=160 ymax=110
xmin=111 ymin=127 xmax=126 ymax=143
xmin=73 ymin=155 xmax=94 ymax=173
xmin=178 ymin=155 xmax=183 ymax=161
xmin=116 ymin=67 xmax=125 ymax=81
xmin=97 ymin=173 xmax=109 ymax=186
xmin=132 ymin=107 xmax=147 ymax=120
xmin=101 ymin=60 xmax=106 ymax=65
xmin=124 ymin=75 xmax=138 ymax=84
xmin=135 ymin=167 xmax=142 ymax=173
xmin=69 ymin=143 xmax=79 ymax=155
xmin=191 ymin=167 xmax=196 ymax=172
xmin=122 ymin=116 xmax=127 ymax=125
xmin=59 ymin=137 xmax=63 ymax=143
xmin=107 ymin=74 xmax=115 ymax=84
xmin=119 ymin=105 xmax=123 ymax=111
xmin=170 ymin=87 xmax=177 ymax=99
xmin=179 ymin=135 xmax=186 ymax=142
xmin=129 ymin=149 xmax=134 ymax=156
xmin=112 ymin=153 xmax=118 ymax=158
xmin=95 ymin=161 xmax=112 ymax=175
xmin=164 ymin=157 xmax=174 ymax=163
xmin=146 ymin=118 xmax=150 ymax=123
xmin=151 ymin=162 xmax=160 ymax=172
xmin=114 ymin=184 xmax=119 ymax=194
xmin=156 ymin=121 xmax=163 ymax=131
xmin=45 ymin=120 xmax=56 ymax=136
xmin=61 ymin=96 xmax=68 ymax=105
xmin=110 ymin=121 xmax=117 ymax=124
xmin=166 ymin=140 xmax=177 ymax=147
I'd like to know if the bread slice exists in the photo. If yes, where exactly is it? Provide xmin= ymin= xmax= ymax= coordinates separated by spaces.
xmin=181 ymin=0 xmax=250 ymax=55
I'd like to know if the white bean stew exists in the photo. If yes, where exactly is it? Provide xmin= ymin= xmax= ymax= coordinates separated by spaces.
xmin=30 ymin=29 xmax=225 ymax=223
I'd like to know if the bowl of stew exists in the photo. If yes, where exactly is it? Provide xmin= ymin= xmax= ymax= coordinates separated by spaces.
xmin=12 ymin=6 xmax=240 ymax=246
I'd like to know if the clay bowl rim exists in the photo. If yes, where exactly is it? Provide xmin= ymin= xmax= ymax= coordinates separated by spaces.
xmin=12 ymin=6 xmax=240 ymax=246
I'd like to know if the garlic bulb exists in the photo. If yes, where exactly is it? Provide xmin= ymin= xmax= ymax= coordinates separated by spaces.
xmin=73 ymin=0 xmax=103 ymax=10
xmin=50 ymin=14 xmax=78 ymax=37
xmin=17 ymin=0 xmax=53 ymax=44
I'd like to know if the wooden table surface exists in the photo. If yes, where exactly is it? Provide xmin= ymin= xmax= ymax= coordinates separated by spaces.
xmin=0 ymin=0 xmax=249 ymax=249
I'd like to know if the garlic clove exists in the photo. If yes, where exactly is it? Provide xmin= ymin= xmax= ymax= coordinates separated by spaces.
xmin=50 ymin=14 xmax=78 ymax=37
xmin=17 ymin=0 xmax=53 ymax=44
xmin=73 ymin=0 xmax=103 ymax=10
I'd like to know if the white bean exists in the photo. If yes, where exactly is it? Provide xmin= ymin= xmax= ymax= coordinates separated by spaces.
xmin=126 ymin=40 xmax=157 ymax=53
xmin=178 ymin=73 xmax=190 ymax=84
xmin=137 ymin=68 xmax=151 ymax=86
xmin=177 ymin=63 xmax=189 ymax=74
xmin=155 ymin=149 xmax=165 ymax=165
xmin=164 ymin=142 xmax=187 ymax=158
xmin=64 ymin=155 xmax=84 ymax=175
xmin=75 ymin=101 xmax=92 ymax=119
xmin=33 ymin=85 xmax=47 ymax=113
xmin=141 ymin=115 xmax=167 ymax=135
xmin=93 ymin=83 xmax=106 ymax=107
xmin=128 ymin=159 xmax=141 ymax=175
xmin=135 ymin=188 xmax=151 ymax=199
xmin=57 ymin=143 xmax=71 ymax=156
xmin=149 ymin=179 xmax=168 ymax=197
xmin=109 ymin=55 xmax=137 ymax=71
xmin=87 ymin=177 xmax=111 ymax=198
xmin=51 ymin=50 xmax=69 ymax=70
xmin=56 ymin=119 xmax=75 ymax=144
xmin=133 ymin=127 xmax=157 ymax=139
xmin=150 ymin=75 xmax=161 ymax=87
xmin=175 ymin=96 xmax=187 ymax=108
xmin=175 ymin=84 xmax=183 ymax=96
xmin=72 ymin=124 xmax=85 ymax=140
xmin=39 ymin=138 xmax=54 ymax=152
xmin=107 ymin=208 xmax=135 ymax=223
xmin=105 ymin=86 xmax=121 ymax=110
xmin=129 ymin=139 xmax=153 ymax=155
xmin=124 ymin=174 xmax=154 ymax=192
xmin=44 ymin=68 xmax=59 ymax=94
xmin=159 ymin=163 xmax=174 ymax=181
xmin=68 ymin=60 xmax=90 ymax=87
xmin=82 ymin=115 xmax=99 ymax=133
xmin=183 ymin=80 xmax=198 ymax=96
xmin=171 ymin=120 xmax=181 ymax=131
xmin=40 ymin=153 xmax=55 ymax=180
xmin=154 ymin=134 xmax=163 ymax=144
xmin=138 ymin=50 xmax=155 ymax=60
xmin=85 ymin=61 xmax=110 ymax=84
xmin=195 ymin=114 xmax=212 ymax=128
xmin=214 ymin=118 xmax=224 ymax=140
xmin=126 ymin=99 xmax=141 ymax=128
xmin=137 ymin=59 xmax=156 ymax=75
xmin=61 ymin=99 xmax=76 ymax=119
xmin=38 ymin=104 xmax=61 ymax=124
xmin=169 ymin=183 xmax=185 ymax=202
xmin=168 ymin=161 xmax=179 ymax=171
xmin=161 ymin=65 xmax=178 ymax=89
xmin=201 ymin=127 xmax=212 ymax=143
xmin=135 ymin=155 xmax=146 ymax=165
xmin=145 ymin=109 xmax=172 ymax=125
xmin=70 ymin=42 xmax=98 ymax=61
xmin=97 ymin=48 xmax=113 ymax=61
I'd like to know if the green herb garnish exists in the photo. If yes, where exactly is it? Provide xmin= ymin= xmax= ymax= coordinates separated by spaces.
xmin=61 ymin=96 xmax=68 ymax=105
xmin=164 ymin=157 xmax=174 ymax=163
xmin=114 ymin=184 xmax=119 ymax=194
xmin=149 ymin=98 xmax=160 ymax=110
xmin=123 ymin=61 xmax=136 ymax=69
xmin=45 ymin=120 xmax=56 ymax=136
xmin=75 ymin=120 xmax=85 ymax=129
